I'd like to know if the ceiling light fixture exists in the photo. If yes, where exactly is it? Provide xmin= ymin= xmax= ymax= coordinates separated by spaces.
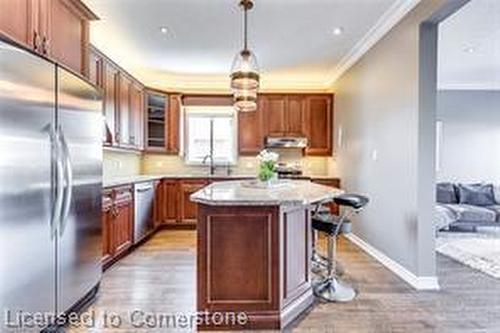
xmin=333 ymin=27 xmax=344 ymax=36
xmin=230 ymin=0 xmax=260 ymax=112
xmin=464 ymin=47 xmax=475 ymax=53
xmin=160 ymin=26 xmax=169 ymax=34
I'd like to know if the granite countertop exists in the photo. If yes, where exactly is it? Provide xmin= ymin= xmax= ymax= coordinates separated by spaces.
xmin=103 ymin=174 xmax=256 ymax=188
xmin=190 ymin=180 xmax=343 ymax=206
xmin=103 ymin=174 xmax=339 ymax=188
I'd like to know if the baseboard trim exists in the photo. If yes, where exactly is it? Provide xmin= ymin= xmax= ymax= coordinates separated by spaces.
xmin=345 ymin=233 xmax=440 ymax=291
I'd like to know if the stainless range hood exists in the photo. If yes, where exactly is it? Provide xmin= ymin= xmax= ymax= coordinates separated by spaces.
xmin=265 ymin=136 xmax=308 ymax=149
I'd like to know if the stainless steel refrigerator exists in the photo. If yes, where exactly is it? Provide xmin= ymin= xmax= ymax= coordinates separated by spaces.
xmin=0 ymin=39 xmax=102 ymax=331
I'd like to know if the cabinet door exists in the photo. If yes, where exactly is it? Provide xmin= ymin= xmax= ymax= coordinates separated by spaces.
xmin=129 ymin=83 xmax=144 ymax=149
xmin=238 ymin=96 xmax=265 ymax=155
xmin=179 ymin=180 xmax=207 ymax=224
xmin=117 ymin=73 xmax=132 ymax=147
xmin=46 ymin=0 xmax=85 ymax=74
xmin=0 ymin=0 xmax=32 ymax=47
xmin=88 ymin=48 xmax=103 ymax=87
xmin=112 ymin=187 xmax=133 ymax=256
xmin=103 ymin=61 xmax=118 ymax=145
xmin=266 ymin=95 xmax=287 ymax=137
xmin=287 ymin=95 xmax=305 ymax=136
xmin=102 ymin=193 xmax=113 ymax=266
xmin=164 ymin=180 xmax=179 ymax=223
xmin=167 ymin=94 xmax=180 ymax=154
xmin=305 ymin=95 xmax=332 ymax=156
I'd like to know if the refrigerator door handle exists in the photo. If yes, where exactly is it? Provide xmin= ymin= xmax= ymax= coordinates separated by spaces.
xmin=46 ymin=124 xmax=64 ymax=239
xmin=59 ymin=127 xmax=73 ymax=236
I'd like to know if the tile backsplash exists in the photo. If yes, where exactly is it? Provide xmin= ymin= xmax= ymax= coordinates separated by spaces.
xmin=104 ymin=149 xmax=337 ymax=178
xmin=104 ymin=150 xmax=142 ymax=178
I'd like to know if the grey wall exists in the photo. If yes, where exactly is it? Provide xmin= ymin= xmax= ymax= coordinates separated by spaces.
xmin=437 ymin=90 xmax=500 ymax=183
xmin=332 ymin=0 xmax=454 ymax=277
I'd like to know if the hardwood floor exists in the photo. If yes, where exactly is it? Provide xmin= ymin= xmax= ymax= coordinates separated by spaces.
xmin=69 ymin=230 xmax=500 ymax=332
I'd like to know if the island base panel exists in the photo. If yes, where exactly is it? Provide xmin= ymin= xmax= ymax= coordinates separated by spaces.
xmin=197 ymin=204 xmax=313 ymax=330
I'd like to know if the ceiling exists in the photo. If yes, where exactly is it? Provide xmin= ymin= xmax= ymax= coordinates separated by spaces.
xmin=438 ymin=0 xmax=500 ymax=90
xmin=83 ymin=0 xmax=416 ymax=92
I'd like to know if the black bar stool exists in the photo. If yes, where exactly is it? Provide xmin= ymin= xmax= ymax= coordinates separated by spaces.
xmin=311 ymin=193 xmax=369 ymax=302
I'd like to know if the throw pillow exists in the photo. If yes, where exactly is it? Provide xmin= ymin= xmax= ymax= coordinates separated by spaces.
xmin=457 ymin=183 xmax=496 ymax=206
xmin=436 ymin=182 xmax=458 ymax=204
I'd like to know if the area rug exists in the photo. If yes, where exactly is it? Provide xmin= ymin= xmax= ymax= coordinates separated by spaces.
xmin=436 ymin=228 xmax=500 ymax=279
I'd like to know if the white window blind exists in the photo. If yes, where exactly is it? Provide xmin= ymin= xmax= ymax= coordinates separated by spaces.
xmin=184 ymin=107 xmax=237 ymax=165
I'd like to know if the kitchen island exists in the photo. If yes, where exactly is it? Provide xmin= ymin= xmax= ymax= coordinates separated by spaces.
xmin=191 ymin=180 xmax=342 ymax=330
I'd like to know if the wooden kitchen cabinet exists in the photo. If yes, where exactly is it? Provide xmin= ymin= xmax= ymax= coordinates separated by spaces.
xmin=101 ymin=192 xmax=113 ymax=267
xmin=167 ymin=94 xmax=181 ymax=154
xmin=0 ymin=0 xmax=32 ymax=47
xmin=287 ymin=95 xmax=306 ymax=136
xmin=266 ymin=95 xmax=287 ymax=136
xmin=130 ymin=82 xmax=144 ymax=150
xmin=0 ymin=0 xmax=97 ymax=76
xmin=102 ymin=186 xmax=134 ymax=270
xmin=88 ymin=46 xmax=103 ymax=87
xmin=238 ymin=96 xmax=266 ymax=155
xmin=179 ymin=180 xmax=208 ymax=224
xmin=304 ymin=95 xmax=333 ymax=156
xmin=103 ymin=60 xmax=118 ymax=146
xmin=117 ymin=73 xmax=132 ymax=147
xmin=264 ymin=94 xmax=307 ymax=138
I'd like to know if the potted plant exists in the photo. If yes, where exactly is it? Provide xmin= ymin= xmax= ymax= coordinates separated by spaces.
xmin=257 ymin=149 xmax=279 ymax=184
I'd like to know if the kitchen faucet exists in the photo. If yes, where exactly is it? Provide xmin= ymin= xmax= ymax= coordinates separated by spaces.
xmin=202 ymin=154 xmax=216 ymax=175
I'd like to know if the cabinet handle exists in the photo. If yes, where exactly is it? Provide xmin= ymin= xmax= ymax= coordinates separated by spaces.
xmin=42 ymin=37 xmax=49 ymax=55
xmin=33 ymin=31 xmax=40 ymax=51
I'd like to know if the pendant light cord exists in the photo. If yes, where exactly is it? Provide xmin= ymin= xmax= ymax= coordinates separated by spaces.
xmin=243 ymin=2 xmax=248 ymax=51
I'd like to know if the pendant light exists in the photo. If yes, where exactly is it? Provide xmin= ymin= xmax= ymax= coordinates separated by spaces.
xmin=230 ymin=0 xmax=259 ymax=112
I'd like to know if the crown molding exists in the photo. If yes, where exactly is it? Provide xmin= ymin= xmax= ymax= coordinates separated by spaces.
xmin=323 ymin=0 xmax=422 ymax=89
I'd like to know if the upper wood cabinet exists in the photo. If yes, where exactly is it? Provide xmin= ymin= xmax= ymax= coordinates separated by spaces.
xmin=144 ymin=90 xmax=180 ymax=154
xmin=117 ymin=73 xmax=132 ymax=147
xmin=265 ymin=95 xmax=287 ymax=137
xmin=238 ymin=96 xmax=266 ymax=155
xmin=0 ymin=0 xmax=33 ymax=46
xmin=167 ymin=94 xmax=181 ymax=154
xmin=103 ymin=60 xmax=118 ymax=146
xmin=130 ymin=82 xmax=144 ymax=150
xmin=303 ymin=95 xmax=333 ymax=156
xmin=0 ymin=0 xmax=97 ymax=76
xmin=264 ymin=94 xmax=307 ymax=138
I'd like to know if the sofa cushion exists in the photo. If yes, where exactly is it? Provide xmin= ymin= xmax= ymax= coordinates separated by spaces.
xmin=485 ymin=205 xmax=500 ymax=222
xmin=435 ymin=204 xmax=459 ymax=230
xmin=457 ymin=183 xmax=496 ymax=206
xmin=494 ymin=186 xmax=500 ymax=205
xmin=442 ymin=204 xmax=496 ymax=223
xmin=436 ymin=182 xmax=458 ymax=204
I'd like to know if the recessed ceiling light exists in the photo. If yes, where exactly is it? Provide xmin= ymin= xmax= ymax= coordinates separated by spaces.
xmin=464 ymin=47 xmax=475 ymax=53
xmin=160 ymin=26 xmax=169 ymax=34
xmin=333 ymin=27 xmax=344 ymax=36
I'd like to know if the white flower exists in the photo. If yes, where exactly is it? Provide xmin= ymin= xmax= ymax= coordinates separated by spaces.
xmin=257 ymin=149 xmax=279 ymax=163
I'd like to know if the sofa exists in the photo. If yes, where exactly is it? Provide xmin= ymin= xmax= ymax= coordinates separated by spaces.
xmin=435 ymin=182 xmax=500 ymax=231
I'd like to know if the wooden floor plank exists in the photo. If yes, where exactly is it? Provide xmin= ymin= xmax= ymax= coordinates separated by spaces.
xmin=68 ymin=230 xmax=500 ymax=332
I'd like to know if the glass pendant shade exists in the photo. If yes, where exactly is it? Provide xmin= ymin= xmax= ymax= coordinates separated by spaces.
xmin=230 ymin=49 xmax=260 ymax=91
xmin=233 ymin=87 xmax=257 ymax=112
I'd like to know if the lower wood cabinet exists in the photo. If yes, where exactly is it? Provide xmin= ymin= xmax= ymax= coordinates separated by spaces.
xmin=102 ymin=185 xmax=134 ymax=269
xmin=178 ymin=179 xmax=208 ymax=224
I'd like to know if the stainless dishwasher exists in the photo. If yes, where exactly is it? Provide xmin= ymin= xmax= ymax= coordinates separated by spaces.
xmin=134 ymin=181 xmax=155 ymax=244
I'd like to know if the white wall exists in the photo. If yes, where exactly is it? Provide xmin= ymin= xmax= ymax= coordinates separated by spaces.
xmin=437 ymin=90 xmax=500 ymax=183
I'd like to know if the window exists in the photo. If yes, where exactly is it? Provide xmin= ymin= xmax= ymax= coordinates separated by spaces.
xmin=184 ymin=106 xmax=237 ymax=165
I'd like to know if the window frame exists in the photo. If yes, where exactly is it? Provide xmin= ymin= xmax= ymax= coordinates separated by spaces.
xmin=183 ymin=106 xmax=238 ymax=166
